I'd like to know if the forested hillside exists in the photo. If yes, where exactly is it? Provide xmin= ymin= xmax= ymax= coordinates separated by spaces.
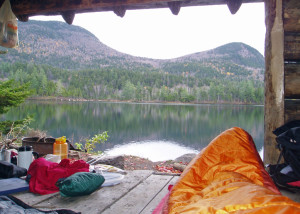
xmin=0 ymin=20 xmax=265 ymax=104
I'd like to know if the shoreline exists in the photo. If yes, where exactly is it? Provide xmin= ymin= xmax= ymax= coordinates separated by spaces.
xmin=27 ymin=96 xmax=263 ymax=106
xmin=84 ymin=153 xmax=197 ymax=173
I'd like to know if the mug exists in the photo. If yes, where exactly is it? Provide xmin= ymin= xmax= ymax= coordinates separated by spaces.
xmin=4 ymin=149 xmax=11 ymax=163
xmin=0 ymin=149 xmax=5 ymax=161
xmin=17 ymin=146 xmax=39 ymax=170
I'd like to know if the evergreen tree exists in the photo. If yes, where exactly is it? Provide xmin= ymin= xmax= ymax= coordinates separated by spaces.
xmin=121 ymin=81 xmax=136 ymax=100
xmin=0 ymin=80 xmax=31 ymax=114
xmin=0 ymin=62 xmax=264 ymax=105
xmin=0 ymin=80 xmax=32 ymax=135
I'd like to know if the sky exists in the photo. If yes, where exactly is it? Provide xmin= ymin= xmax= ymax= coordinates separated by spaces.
xmin=32 ymin=2 xmax=265 ymax=60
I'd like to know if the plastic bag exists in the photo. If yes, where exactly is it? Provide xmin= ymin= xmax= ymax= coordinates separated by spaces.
xmin=0 ymin=0 xmax=18 ymax=48
xmin=56 ymin=172 xmax=105 ymax=197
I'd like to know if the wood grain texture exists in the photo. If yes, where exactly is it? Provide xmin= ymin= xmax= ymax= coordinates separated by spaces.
xmin=264 ymin=0 xmax=285 ymax=165
xmin=226 ymin=0 xmax=242 ymax=14
xmin=283 ymin=5 xmax=300 ymax=32
xmin=284 ymin=32 xmax=300 ymax=60
xmin=102 ymin=174 xmax=174 ymax=214
xmin=285 ymin=99 xmax=300 ymax=122
xmin=285 ymin=63 xmax=300 ymax=99
xmin=140 ymin=176 xmax=178 ymax=214
xmin=13 ymin=170 xmax=153 ymax=214
xmin=283 ymin=0 xmax=300 ymax=60
xmin=0 ymin=0 xmax=263 ymax=18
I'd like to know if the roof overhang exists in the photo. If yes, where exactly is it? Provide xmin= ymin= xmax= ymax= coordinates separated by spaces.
xmin=3 ymin=0 xmax=264 ymax=24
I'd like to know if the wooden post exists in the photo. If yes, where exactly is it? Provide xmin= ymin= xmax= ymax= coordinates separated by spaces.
xmin=264 ymin=0 xmax=285 ymax=164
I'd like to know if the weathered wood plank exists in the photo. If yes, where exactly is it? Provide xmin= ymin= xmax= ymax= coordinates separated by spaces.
xmin=284 ymin=32 xmax=300 ymax=60
xmin=285 ymin=63 xmax=300 ymax=99
xmin=13 ymin=170 xmax=153 ymax=214
xmin=285 ymin=99 xmax=300 ymax=122
xmin=12 ymin=192 xmax=59 ymax=206
xmin=264 ymin=0 xmax=285 ymax=164
xmin=283 ymin=0 xmax=300 ymax=32
xmin=283 ymin=0 xmax=300 ymax=8
xmin=101 ymin=174 xmax=174 ymax=214
xmin=140 ymin=176 xmax=179 ymax=214
xmin=1 ymin=0 xmax=263 ymax=18
xmin=282 ymin=0 xmax=300 ymax=11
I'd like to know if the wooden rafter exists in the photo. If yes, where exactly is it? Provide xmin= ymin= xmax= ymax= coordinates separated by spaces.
xmin=226 ymin=0 xmax=243 ymax=14
xmin=2 ymin=0 xmax=263 ymax=21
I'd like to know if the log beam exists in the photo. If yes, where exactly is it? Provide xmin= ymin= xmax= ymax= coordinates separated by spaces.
xmin=168 ymin=1 xmax=181 ymax=15
xmin=285 ymin=63 xmax=300 ymax=99
xmin=283 ymin=1 xmax=300 ymax=32
xmin=285 ymin=100 xmax=300 ymax=122
xmin=61 ymin=11 xmax=76 ymax=25
xmin=226 ymin=0 xmax=242 ymax=14
xmin=283 ymin=0 xmax=300 ymax=127
xmin=284 ymin=32 xmax=300 ymax=60
xmin=0 ymin=0 xmax=263 ymax=20
xmin=113 ymin=6 xmax=126 ymax=17
xmin=16 ymin=14 xmax=29 ymax=22
xmin=264 ymin=0 xmax=285 ymax=164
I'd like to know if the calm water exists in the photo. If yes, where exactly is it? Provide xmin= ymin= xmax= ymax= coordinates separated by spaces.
xmin=2 ymin=101 xmax=264 ymax=161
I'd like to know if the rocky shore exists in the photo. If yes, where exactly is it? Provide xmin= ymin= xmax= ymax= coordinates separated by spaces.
xmin=86 ymin=153 xmax=197 ymax=173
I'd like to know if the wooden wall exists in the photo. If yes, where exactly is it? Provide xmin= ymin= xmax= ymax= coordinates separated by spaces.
xmin=264 ymin=0 xmax=300 ymax=164
xmin=284 ymin=0 xmax=300 ymax=122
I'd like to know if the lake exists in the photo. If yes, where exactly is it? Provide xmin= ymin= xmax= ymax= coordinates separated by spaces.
xmin=2 ymin=101 xmax=264 ymax=161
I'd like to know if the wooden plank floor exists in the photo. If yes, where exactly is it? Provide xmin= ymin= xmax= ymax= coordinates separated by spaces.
xmin=12 ymin=170 xmax=179 ymax=214
xmin=10 ymin=170 xmax=300 ymax=214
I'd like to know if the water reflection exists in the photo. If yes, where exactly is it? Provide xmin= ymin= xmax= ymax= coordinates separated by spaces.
xmin=105 ymin=140 xmax=199 ymax=162
xmin=259 ymin=147 xmax=264 ymax=160
xmin=2 ymin=101 xmax=264 ymax=161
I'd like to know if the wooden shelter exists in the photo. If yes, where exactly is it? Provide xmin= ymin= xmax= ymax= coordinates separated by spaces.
xmin=1 ymin=0 xmax=299 ymax=164
xmin=264 ymin=0 xmax=300 ymax=164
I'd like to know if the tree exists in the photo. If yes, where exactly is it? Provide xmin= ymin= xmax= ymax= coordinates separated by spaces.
xmin=160 ymin=85 xmax=169 ymax=101
xmin=209 ymin=82 xmax=217 ymax=102
xmin=0 ymin=80 xmax=31 ymax=115
xmin=135 ymin=82 xmax=143 ymax=101
xmin=56 ymin=80 xmax=65 ymax=96
xmin=0 ymin=80 xmax=32 ymax=135
xmin=121 ymin=80 xmax=136 ymax=100
xmin=179 ymin=88 xmax=190 ymax=102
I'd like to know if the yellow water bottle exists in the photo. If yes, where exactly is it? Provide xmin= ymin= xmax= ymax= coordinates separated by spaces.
xmin=53 ymin=136 xmax=68 ymax=160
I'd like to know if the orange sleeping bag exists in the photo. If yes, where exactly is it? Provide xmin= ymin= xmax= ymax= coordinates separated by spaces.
xmin=163 ymin=127 xmax=300 ymax=213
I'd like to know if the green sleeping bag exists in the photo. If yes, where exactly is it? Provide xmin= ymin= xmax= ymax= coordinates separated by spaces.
xmin=56 ymin=172 xmax=105 ymax=197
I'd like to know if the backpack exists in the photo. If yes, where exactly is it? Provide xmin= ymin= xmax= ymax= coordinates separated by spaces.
xmin=268 ymin=121 xmax=300 ymax=192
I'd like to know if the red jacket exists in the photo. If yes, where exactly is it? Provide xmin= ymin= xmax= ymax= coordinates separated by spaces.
xmin=27 ymin=158 xmax=89 ymax=195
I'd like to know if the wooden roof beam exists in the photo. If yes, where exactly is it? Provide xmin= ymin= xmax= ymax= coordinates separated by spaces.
xmin=61 ymin=11 xmax=76 ymax=24
xmin=168 ymin=1 xmax=182 ymax=15
xmin=5 ymin=0 xmax=264 ymax=16
xmin=2 ymin=0 xmax=264 ymax=23
xmin=226 ymin=0 xmax=243 ymax=14
xmin=113 ymin=6 xmax=126 ymax=17
xmin=16 ymin=14 xmax=29 ymax=22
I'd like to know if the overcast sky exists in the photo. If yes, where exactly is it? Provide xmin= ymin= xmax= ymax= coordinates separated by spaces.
xmin=32 ymin=2 xmax=265 ymax=59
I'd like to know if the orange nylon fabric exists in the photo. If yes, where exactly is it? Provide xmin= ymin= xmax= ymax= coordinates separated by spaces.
xmin=164 ymin=127 xmax=300 ymax=213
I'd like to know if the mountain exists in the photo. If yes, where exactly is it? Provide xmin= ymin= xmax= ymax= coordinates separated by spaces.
xmin=160 ymin=43 xmax=264 ymax=81
xmin=1 ymin=20 xmax=264 ymax=81
xmin=3 ymin=21 xmax=157 ymax=70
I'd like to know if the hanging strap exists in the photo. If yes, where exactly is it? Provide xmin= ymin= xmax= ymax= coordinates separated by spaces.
xmin=276 ymin=150 xmax=283 ymax=166
xmin=273 ymin=144 xmax=284 ymax=174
